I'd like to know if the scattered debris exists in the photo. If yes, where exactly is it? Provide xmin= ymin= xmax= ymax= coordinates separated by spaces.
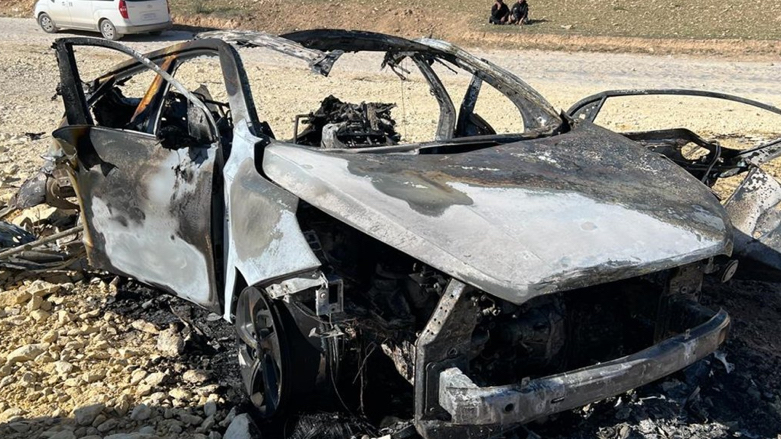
xmin=23 ymin=132 xmax=44 ymax=141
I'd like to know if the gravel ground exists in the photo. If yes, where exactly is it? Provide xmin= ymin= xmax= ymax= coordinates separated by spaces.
xmin=1 ymin=17 xmax=781 ymax=439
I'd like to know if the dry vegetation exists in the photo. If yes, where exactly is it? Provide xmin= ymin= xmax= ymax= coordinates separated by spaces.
xmin=2 ymin=0 xmax=781 ymax=56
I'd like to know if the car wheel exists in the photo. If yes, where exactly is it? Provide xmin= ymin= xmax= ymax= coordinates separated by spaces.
xmin=235 ymin=286 xmax=326 ymax=417
xmin=99 ymin=19 xmax=121 ymax=41
xmin=38 ymin=13 xmax=57 ymax=33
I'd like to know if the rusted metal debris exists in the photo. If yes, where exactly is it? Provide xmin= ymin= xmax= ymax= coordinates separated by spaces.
xmin=20 ymin=29 xmax=781 ymax=439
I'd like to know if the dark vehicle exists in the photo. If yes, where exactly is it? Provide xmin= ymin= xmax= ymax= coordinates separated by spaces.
xmin=38 ymin=30 xmax=781 ymax=438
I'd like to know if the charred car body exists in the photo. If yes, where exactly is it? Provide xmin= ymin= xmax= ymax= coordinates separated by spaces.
xmin=39 ymin=30 xmax=781 ymax=438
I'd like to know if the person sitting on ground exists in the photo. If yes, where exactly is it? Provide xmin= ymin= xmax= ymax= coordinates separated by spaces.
xmin=510 ymin=0 xmax=530 ymax=25
xmin=489 ymin=0 xmax=510 ymax=25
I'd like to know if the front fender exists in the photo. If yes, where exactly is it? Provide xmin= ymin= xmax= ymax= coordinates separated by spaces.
xmin=221 ymin=122 xmax=321 ymax=321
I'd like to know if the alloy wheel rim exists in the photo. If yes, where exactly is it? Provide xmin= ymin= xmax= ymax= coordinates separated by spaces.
xmin=236 ymin=287 xmax=285 ymax=416
xmin=102 ymin=22 xmax=114 ymax=38
xmin=41 ymin=16 xmax=53 ymax=31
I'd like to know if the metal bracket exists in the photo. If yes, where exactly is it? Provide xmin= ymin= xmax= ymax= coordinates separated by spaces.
xmin=414 ymin=279 xmax=480 ymax=438
xmin=315 ymin=275 xmax=344 ymax=316
xmin=265 ymin=270 xmax=325 ymax=300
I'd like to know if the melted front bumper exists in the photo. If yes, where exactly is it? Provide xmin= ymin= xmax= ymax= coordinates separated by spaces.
xmin=439 ymin=306 xmax=729 ymax=426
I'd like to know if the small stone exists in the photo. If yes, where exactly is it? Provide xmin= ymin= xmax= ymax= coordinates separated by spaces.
xmin=82 ymin=370 xmax=105 ymax=383
xmin=169 ymin=387 xmax=193 ymax=400
xmin=0 ymin=290 xmax=31 ymax=307
xmin=135 ymin=384 xmax=153 ymax=397
xmin=8 ymin=421 xmax=29 ymax=433
xmin=143 ymin=371 xmax=167 ymax=387
xmin=49 ymin=432 xmax=76 ymax=439
xmin=130 ymin=404 xmax=151 ymax=421
xmin=183 ymin=369 xmax=210 ymax=384
xmin=42 ymin=330 xmax=58 ymax=343
xmin=0 ymin=364 xmax=13 ymax=377
xmin=145 ymin=392 xmax=167 ymax=406
xmin=203 ymin=401 xmax=217 ymax=418
xmin=27 ymin=295 xmax=43 ymax=311
xmin=219 ymin=407 xmax=237 ymax=428
xmin=180 ymin=413 xmax=203 ymax=426
xmin=195 ymin=384 xmax=220 ymax=396
xmin=20 ymin=371 xmax=36 ymax=385
xmin=156 ymin=326 xmax=185 ymax=358
xmin=182 ymin=370 xmax=209 ymax=384
xmin=30 ymin=309 xmax=51 ymax=321
xmin=167 ymin=420 xmax=183 ymax=434
xmin=27 ymin=280 xmax=62 ymax=297
xmin=73 ymin=403 xmax=105 ymax=426
xmin=199 ymin=415 xmax=216 ymax=432
xmin=7 ymin=343 xmax=48 ymax=364
xmin=223 ymin=413 xmax=262 ymax=439
xmin=131 ymin=320 xmax=159 ymax=334
xmin=209 ymin=432 xmax=222 ymax=439
xmin=138 ymin=426 xmax=156 ymax=434
xmin=114 ymin=394 xmax=132 ymax=416
xmin=130 ymin=369 xmax=148 ymax=385
xmin=96 ymin=418 xmax=119 ymax=433
xmin=118 ymin=348 xmax=140 ymax=359
xmin=91 ymin=414 xmax=107 ymax=427
xmin=64 ymin=377 xmax=82 ymax=387
xmin=57 ymin=310 xmax=74 ymax=325
xmin=0 ymin=407 xmax=25 ymax=422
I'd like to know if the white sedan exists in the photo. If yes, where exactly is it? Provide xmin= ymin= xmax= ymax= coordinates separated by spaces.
xmin=34 ymin=0 xmax=172 ymax=40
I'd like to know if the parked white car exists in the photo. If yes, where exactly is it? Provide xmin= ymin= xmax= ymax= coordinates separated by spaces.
xmin=34 ymin=0 xmax=172 ymax=40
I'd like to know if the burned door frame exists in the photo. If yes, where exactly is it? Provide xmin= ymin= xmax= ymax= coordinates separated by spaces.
xmin=52 ymin=38 xmax=235 ymax=310
xmin=52 ymin=37 xmax=323 ymax=319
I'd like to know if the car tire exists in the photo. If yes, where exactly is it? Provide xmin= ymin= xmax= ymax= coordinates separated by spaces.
xmin=235 ymin=286 xmax=328 ymax=417
xmin=99 ymin=19 xmax=121 ymax=41
xmin=37 ymin=13 xmax=58 ymax=34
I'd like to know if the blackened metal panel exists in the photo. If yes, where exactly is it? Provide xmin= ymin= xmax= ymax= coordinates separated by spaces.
xmin=724 ymin=167 xmax=781 ymax=280
xmin=264 ymin=121 xmax=731 ymax=304
xmin=53 ymin=125 xmax=219 ymax=308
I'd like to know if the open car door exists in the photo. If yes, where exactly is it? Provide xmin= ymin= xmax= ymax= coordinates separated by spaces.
xmin=50 ymin=38 xmax=222 ymax=308
xmin=568 ymin=89 xmax=781 ymax=280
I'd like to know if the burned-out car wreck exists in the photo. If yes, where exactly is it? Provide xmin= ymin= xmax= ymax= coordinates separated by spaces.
xmin=35 ymin=29 xmax=781 ymax=438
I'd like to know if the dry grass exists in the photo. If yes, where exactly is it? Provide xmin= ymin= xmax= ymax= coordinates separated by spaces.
xmin=3 ymin=0 xmax=781 ymax=56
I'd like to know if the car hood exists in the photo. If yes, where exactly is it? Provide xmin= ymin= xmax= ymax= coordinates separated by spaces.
xmin=263 ymin=122 xmax=732 ymax=304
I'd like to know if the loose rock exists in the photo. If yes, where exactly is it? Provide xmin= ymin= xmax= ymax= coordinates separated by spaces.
xmin=130 ymin=403 xmax=152 ymax=421
xmin=73 ymin=403 xmax=105 ymax=426
xmin=156 ymin=325 xmax=185 ymax=358
xmin=224 ymin=413 xmax=262 ymax=439
xmin=7 ymin=343 xmax=48 ymax=364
